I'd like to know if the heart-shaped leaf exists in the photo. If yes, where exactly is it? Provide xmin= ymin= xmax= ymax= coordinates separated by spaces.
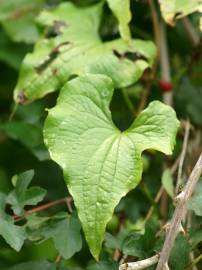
xmin=44 ymin=74 xmax=179 ymax=259
xmin=14 ymin=2 xmax=155 ymax=104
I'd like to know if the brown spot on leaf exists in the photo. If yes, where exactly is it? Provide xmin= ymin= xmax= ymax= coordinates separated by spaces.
xmin=52 ymin=68 xmax=58 ymax=76
xmin=35 ymin=41 xmax=70 ymax=74
xmin=173 ymin=12 xmax=183 ymax=20
xmin=17 ymin=90 xmax=27 ymax=104
xmin=113 ymin=49 xmax=148 ymax=62
xmin=45 ymin=20 xmax=67 ymax=38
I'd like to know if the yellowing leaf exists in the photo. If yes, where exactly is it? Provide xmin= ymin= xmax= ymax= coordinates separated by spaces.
xmin=107 ymin=0 xmax=131 ymax=40
xmin=14 ymin=2 xmax=155 ymax=104
xmin=159 ymin=0 xmax=202 ymax=25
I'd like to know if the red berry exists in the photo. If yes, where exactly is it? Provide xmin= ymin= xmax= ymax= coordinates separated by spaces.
xmin=159 ymin=80 xmax=173 ymax=92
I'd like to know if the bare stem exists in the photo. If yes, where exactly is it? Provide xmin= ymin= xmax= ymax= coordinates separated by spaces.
xmin=175 ymin=120 xmax=191 ymax=193
xmin=144 ymin=156 xmax=180 ymax=224
xmin=14 ymin=196 xmax=73 ymax=222
xmin=119 ymin=254 xmax=159 ymax=270
xmin=156 ymin=153 xmax=202 ymax=270
xmin=160 ymin=21 xmax=172 ymax=106
xmin=182 ymin=17 xmax=200 ymax=47
xmin=137 ymin=0 xmax=160 ymax=113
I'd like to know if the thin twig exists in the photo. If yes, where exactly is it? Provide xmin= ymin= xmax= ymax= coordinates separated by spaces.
xmin=186 ymin=254 xmax=202 ymax=270
xmin=119 ymin=254 xmax=160 ymax=270
xmin=55 ymin=254 xmax=62 ymax=263
xmin=148 ymin=0 xmax=161 ymax=60
xmin=156 ymin=153 xmax=202 ymax=270
xmin=182 ymin=17 xmax=200 ymax=47
xmin=144 ymin=186 xmax=164 ymax=224
xmin=159 ymin=20 xmax=172 ymax=221
xmin=144 ymin=156 xmax=180 ymax=224
xmin=175 ymin=120 xmax=191 ymax=194
xmin=137 ymin=0 xmax=160 ymax=113
xmin=14 ymin=196 xmax=72 ymax=222
xmin=160 ymin=21 xmax=172 ymax=107
xmin=9 ymin=104 xmax=18 ymax=121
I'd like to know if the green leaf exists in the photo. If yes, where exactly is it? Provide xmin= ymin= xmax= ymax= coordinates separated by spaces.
xmin=0 ymin=193 xmax=26 ymax=251
xmin=169 ymin=235 xmax=190 ymax=270
xmin=7 ymin=170 xmax=47 ymax=216
xmin=161 ymin=169 xmax=174 ymax=198
xmin=107 ymin=0 xmax=131 ymax=40
xmin=3 ymin=260 xmax=56 ymax=270
xmin=188 ymin=179 xmax=202 ymax=216
xmin=44 ymin=74 xmax=179 ymax=259
xmin=41 ymin=215 xmax=82 ymax=259
xmin=0 ymin=121 xmax=43 ymax=148
xmin=159 ymin=0 xmax=202 ymax=26
xmin=0 ymin=0 xmax=45 ymax=43
xmin=14 ymin=2 xmax=155 ymax=103
xmin=122 ymin=232 xmax=144 ymax=258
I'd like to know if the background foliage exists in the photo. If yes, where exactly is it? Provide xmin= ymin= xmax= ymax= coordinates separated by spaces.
xmin=0 ymin=0 xmax=202 ymax=269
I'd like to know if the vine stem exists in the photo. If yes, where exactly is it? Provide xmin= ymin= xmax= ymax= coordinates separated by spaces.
xmin=156 ymin=153 xmax=202 ymax=270
xmin=119 ymin=254 xmax=160 ymax=270
xmin=14 ymin=196 xmax=72 ymax=222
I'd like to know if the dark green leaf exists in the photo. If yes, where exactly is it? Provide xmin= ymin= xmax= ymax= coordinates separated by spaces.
xmin=0 ymin=192 xmax=26 ymax=251
xmin=41 ymin=215 xmax=82 ymax=259
xmin=169 ymin=235 xmax=190 ymax=270
xmin=7 ymin=170 xmax=47 ymax=215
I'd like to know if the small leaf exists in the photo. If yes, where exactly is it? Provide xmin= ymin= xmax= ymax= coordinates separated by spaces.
xmin=161 ymin=169 xmax=174 ymax=198
xmin=122 ymin=232 xmax=144 ymax=258
xmin=7 ymin=170 xmax=47 ymax=216
xmin=188 ymin=179 xmax=202 ymax=216
xmin=41 ymin=215 xmax=82 ymax=259
xmin=14 ymin=2 xmax=155 ymax=103
xmin=0 ymin=193 xmax=26 ymax=251
xmin=107 ymin=0 xmax=131 ymax=40
xmin=44 ymin=74 xmax=179 ymax=259
xmin=159 ymin=0 xmax=202 ymax=26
